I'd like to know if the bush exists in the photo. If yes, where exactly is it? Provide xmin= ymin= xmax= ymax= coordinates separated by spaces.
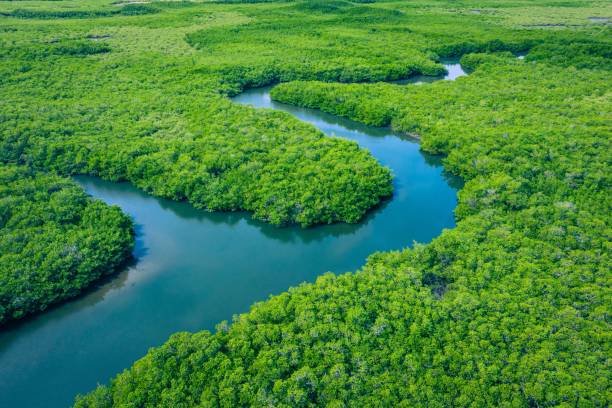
xmin=0 ymin=164 xmax=134 ymax=324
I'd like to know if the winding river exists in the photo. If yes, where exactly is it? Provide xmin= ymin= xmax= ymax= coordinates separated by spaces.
xmin=0 ymin=62 xmax=465 ymax=408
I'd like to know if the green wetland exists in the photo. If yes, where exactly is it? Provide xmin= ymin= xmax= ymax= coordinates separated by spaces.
xmin=0 ymin=0 xmax=610 ymax=407
xmin=1 ymin=78 xmax=461 ymax=408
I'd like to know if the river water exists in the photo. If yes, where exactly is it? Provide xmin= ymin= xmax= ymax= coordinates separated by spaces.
xmin=0 ymin=64 xmax=464 ymax=408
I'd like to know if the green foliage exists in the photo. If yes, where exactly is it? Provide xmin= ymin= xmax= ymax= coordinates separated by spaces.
xmin=271 ymin=81 xmax=398 ymax=127
xmin=0 ymin=93 xmax=393 ymax=225
xmin=117 ymin=4 xmax=160 ymax=16
xmin=291 ymin=0 xmax=355 ymax=13
xmin=0 ymin=0 xmax=610 ymax=405
xmin=75 ymin=234 xmax=610 ymax=406
xmin=52 ymin=40 xmax=111 ymax=57
xmin=264 ymin=43 xmax=612 ymax=406
xmin=0 ymin=1 xmax=400 ymax=226
xmin=459 ymin=51 xmax=515 ymax=72
xmin=434 ymin=38 xmax=535 ymax=58
xmin=0 ymin=5 xmax=159 ymax=19
xmin=211 ymin=0 xmax=286 ymax=3
xmin=0 ymin=164 xmax=134 ymax=324
xmin=527 ymin=40 xmax=612 ymax=70
xmin=185 ymin=8 xmax=445 ymax=84
xmin=0 ymin=39 xmax=111 ymax=61
xmin=2 ymin=9 xmax=111 ymax=19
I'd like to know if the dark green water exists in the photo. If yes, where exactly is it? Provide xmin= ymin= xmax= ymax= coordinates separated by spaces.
xmin=0 ymin=68 xmax=463 ymax=408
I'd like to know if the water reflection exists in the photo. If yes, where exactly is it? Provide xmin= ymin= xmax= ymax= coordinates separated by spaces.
xmin=392 ymin=59 xmax=467 ymax=84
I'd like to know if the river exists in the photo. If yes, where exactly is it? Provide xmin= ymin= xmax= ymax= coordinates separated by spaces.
xmin=0 ymin=63 xmax=464 ymax=408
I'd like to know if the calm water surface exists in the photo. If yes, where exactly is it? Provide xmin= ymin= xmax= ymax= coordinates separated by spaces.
xmin=392 ymin=58 xmax=467 ymax=84
xmin=0 ymin=65 xmax=464 ymax=408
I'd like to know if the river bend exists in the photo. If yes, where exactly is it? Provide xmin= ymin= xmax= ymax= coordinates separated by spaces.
xmin=0 ymin=62 xmax=464 ymax=408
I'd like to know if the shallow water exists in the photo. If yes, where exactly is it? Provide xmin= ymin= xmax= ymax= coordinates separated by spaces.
xmin=0 ymin=64 xmax=465 ymax=408
xmin=392 ymin=59 xmax=467 ymax=84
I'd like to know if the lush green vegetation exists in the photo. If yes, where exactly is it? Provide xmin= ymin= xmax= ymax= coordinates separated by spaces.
xmin=1 ymin=4 xmax=160 ymax=20
xmin=0 ymin=165 xmax=134 ymax=324
xmin=0 ymin=0 xmax=610 ymax=406
xmin=263 ymin=44 xmax=612 ymax=407
xmin=4 ymin=0 xmax=607 ymax=226
xmin=0 ymin=0 xmax=402 ymax=227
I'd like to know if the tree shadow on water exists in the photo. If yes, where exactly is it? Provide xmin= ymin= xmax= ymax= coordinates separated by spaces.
xmin=77 ymin=176 xmax=394 ymax=246
xmin=0 ymin=250 xmax=137 ymax=348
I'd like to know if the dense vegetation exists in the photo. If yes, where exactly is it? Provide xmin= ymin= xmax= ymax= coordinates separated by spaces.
xmin=4 ymin=0 xmax=607 ymax=226
xmin=1 ymin=4 xmax=160 ymax=20
xmin=78 ymin=52 xmax=612 ymax=406
xmin=0 ymin=0 xmax=401 ymax=227
xmin=0 ymin=165 xmax=134 ymax=324
xmin=0 ymin=0 xmax=609 ymax=406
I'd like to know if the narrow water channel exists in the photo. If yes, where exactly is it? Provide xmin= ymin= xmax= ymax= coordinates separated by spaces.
xmin=392 ymin=58 xmax=467 ymax=84
xmin=0 ymin=63 xmax=464 ymax=408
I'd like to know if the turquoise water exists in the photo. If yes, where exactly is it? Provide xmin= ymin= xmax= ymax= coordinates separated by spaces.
xmin=0 ymin=66 xmax=463 ymax=408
